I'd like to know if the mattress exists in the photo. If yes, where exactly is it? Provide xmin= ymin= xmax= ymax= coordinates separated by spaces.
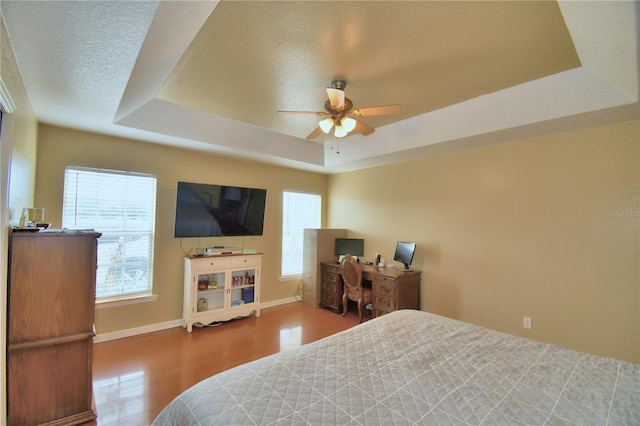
xmin=153 ymin=310 xmax=639 ymax=425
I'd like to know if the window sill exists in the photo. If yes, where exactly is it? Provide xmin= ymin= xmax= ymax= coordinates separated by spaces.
xmin=96 ymin=293 xmax=158 ymax=309
xmin=279 ymin=274 xmax=302 ymax=282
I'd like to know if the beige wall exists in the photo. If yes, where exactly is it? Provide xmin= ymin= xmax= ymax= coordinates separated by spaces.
xmin=35 ymin=124 xmax=328 ymax=334
xmin=328 ymin=120 xmax=639 ymax=363
xmin=1 ymin=16 xmax=38 ymax=225
xmin=23 ymin=105 xmax=640 ymax=363
xmin=1 ymin=14 xmax=39 ymax=422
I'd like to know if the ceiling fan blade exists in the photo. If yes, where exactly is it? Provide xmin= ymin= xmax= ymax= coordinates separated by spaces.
xmin=352 ymin=118 xmax=375 ymax=136
xmin=277 ymin=110 xmax=328 ymax=116
xmin=326 ymin=88 xmax=345 ymax=109
xmin=351 ymin=104 xmax=403 ymax=117
xmin=305 ymin=126 xmax=323 ymax=140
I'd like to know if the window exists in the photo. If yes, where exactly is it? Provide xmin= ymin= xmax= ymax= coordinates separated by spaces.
xmin=281 ymin=191 xmax=321 ymax=276
xmin=62 ymin=167 xmax=157 ymax=300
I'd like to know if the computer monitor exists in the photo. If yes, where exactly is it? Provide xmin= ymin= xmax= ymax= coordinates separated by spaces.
xmin=393 ymin=241 xmax=416 ymax=271
xmin=335 ymin=238 xmax=364 ymax=257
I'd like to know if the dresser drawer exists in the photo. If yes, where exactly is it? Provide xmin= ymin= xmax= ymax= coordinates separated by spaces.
xmin=303 ymin=233 xmax=317 ymax=245
xmin=303 ymin=256 xmax=316 ymax=274
xmin=321 ymin=263 xmax=341 ymax=285
xmin=321 ymin=280 xmax=338 ymax=297
xmin=230 ymin=256 xmax=258 ymax=267
xmin=374 ymin=275 xmax=395 ymax=284
xmin=195 ymin=257 xmax=231 ymax=268
xmin=303 ymin=245 xmax=317 ymax=256
xmin=373 ymin=281 xmax=396 ymax=298
xmin=374 ymin=295 xmax=396 ymax=312
xmin=324 ymin=263 xmax=341 ymax=273
xmin=322 ymin=270 xmax=339 ymax=282
xmin=374 ymin=309 xmax=392 ymax=318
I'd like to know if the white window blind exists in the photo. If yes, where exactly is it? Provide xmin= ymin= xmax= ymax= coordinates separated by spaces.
xmin=62 ymin=167 xmax=157 ymax=299
xmin=281 ymin=191 xmax=321 ymax=276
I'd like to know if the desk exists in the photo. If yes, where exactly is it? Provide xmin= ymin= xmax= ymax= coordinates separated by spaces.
xmin=320 ymin=262 xmax=421 ymax=318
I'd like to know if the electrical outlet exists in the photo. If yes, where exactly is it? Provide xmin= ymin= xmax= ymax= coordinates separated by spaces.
xmin=523 ymin=317 xmax=532 ymax=329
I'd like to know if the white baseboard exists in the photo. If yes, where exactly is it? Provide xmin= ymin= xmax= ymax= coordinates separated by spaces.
xmin=93 ymin=297 xmax=299 ymax=343
xmin=260 ymin=296 xmax=298 ymax=309
xmin=93 ymin=319 xmax=184 ymax=343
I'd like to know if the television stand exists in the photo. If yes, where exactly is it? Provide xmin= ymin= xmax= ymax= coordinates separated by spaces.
xmin=183 ymin=253 xmax=261 ymax=332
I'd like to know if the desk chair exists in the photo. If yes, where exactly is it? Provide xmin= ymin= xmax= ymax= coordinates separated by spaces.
xmin=340 ymin=254 xmax=372 ymax=323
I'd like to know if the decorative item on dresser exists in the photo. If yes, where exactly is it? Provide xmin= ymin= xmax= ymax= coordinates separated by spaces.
xmin=320 ymin=261 xmax=420 ymax=317
xmin=301 ymin=228 xmax=346 ymax=307
xmin=183 ymin=253 xmax=261 ymax=332
xmin=7 ymin=230 xmax=101 ymax=425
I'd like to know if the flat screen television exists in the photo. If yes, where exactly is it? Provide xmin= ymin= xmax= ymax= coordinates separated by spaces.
xmin=393 ymin=241 xmax=416 ymax=271
xmin=174 ymin=181 xmax=267 ymax=238
xmin=335 ymin=238 xmax=364 ymax=257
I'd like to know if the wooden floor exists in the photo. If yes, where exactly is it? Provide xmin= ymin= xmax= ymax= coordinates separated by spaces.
xmin=89 ymin=302 xmax=362 ymax=425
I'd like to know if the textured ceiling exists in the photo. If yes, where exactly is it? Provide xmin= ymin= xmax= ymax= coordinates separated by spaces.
xmin=1 ymin=1 xmax=638 ymax=173
xmin=161 ymin=1 xmax=580 ymax=141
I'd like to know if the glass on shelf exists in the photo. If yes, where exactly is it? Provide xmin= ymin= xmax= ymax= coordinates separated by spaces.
xmin=198 ymin=272 xmax=224 ymax=291
xmin=197 ymin=297 xmax=208 ymax=312
xmin=207 ymin=277 xmax=218 ymax=289
xmin=231 ymin=270 xmax=255 ymax=287
xmin=197 ymin=291 xmax=224 ymax=312
xmin=198 ymin=278 xmax=208 ymax=291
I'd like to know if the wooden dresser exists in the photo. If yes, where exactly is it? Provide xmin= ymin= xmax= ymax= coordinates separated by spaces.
xmin=7 ymin=230 xmax=101 ymax=425
xmin=320 ymin=261 xmax=421 ymax=317
xmin=319 ymin=262 xmax=343 ymax=313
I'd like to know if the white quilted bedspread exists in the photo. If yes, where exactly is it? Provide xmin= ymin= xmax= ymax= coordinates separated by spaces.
xmin=153 ymin=310 xmax=639 ymax=425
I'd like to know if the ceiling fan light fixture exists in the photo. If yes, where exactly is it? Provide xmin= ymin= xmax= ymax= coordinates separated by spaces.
xmin=319 ymin=117 xmax=334 ymax=133
xmin=334 ymin=122 xmax=348 ymax=138
xmin=343 ymin=117 xmax=356 ymax=132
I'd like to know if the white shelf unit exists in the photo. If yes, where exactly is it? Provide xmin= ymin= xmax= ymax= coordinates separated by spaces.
xmin=183 ymin=254 xmax=261 ymax=332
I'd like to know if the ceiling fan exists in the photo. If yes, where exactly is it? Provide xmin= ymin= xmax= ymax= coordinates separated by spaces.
xmin=278 ymin=80 xmax=403 ymax=140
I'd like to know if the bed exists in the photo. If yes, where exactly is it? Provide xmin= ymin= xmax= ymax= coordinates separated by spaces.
xmin=153 ymin=310 xmax=639 ymax=425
